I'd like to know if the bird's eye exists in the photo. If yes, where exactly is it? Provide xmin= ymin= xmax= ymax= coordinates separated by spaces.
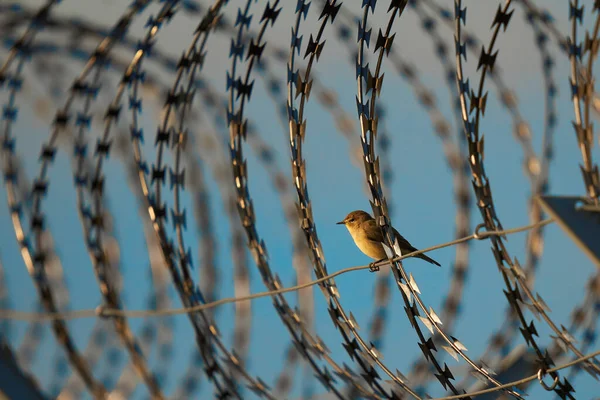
xmin=349 ymin=218 xmax=354 ymax=222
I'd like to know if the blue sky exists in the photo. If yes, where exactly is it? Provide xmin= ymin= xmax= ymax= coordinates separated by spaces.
xmin=1 ymin=0 xmax=599 ymax=399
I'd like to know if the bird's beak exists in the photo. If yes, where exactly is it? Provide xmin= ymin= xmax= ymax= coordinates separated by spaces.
xmin=336 ymin=220 xmax=345 ymax=225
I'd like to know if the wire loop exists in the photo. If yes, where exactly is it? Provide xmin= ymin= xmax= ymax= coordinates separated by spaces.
xmin=473 ymin=223 xmax=488 ymax=240
xmin=537 ymin=369 xmax=559 ymax=391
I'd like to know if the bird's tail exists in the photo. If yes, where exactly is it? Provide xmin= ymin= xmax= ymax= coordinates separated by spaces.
xmin=416 ymin=253 xmax=441 ymax=267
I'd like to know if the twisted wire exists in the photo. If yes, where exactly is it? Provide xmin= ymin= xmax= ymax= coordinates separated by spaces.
xmin=483 ymin=0 xmax=560 ymax=376
xmin=420 ymin=0 xmax=548 ymax=350
xmin=10 ymin=7 xmax=252 ymax=396
xmin=516 ymin=4 xmax=600 ymax=380
xmin=309 ymin=76 xmax=395 ymax=365
xmin=8 ymin=0 xmax=294 ymax=396
xmin=310 ymin=4 xmax=406 ymax=369
xmin=213 ymin=17 xmax=326 ymax=394
xmin=242 ymin=128 xmax=309 ymax=398
xmin=158 ymin=48 xmax=313 ymax=397
xmin=355 ymin=1 xmax=526 ymax=398
xmin=53 ymin=118 xmax=125 ymax=399
xmin=18 ymin=41 xmax=115 ymax=399
xmin=385 ymin=3 xmax=472 ymax=390
xmin=108 ymin=130 xmax=176 ymax=399
xmin=170 ymin=117 xmax=250 ymax=399
xmin=244 ymin=48 xmax=317 ymax=343
xmin=434 ymin=348 xmax=600 ymax=400
xmin=408 ymin=1 xmax=559 ymax=390
xmin=142 ymin=83 xmax=237 ymax=397
xmin=187 ymin=73 xmax=323 ymax=398
xmin=3 ymin=19 xmax=181 ymax=397
xmin=197 ymin=125 xmax=254 ymax=375
xmin=1 ymin=2 xmax=599 ymax=398
xmin=453 ymin=4 xmax=561 ymax=391
xmin=22 ymin=1 xmax=164 ymax=398
xmin=453 ymin=2 xmax=600 ymax=391
xmin=303 ymin=9 xmax=469 ymax=396
xmin=454 ymin=2 xmax=566 ymax=397
xmin=236 ymin=24 xmax=409 ymax=396
xmin=0 ymin=1 xmax=111 ymax=393
xmin=511 ymin=2 xmax=599 ymax=205
xmin=454 ymin=1 xmax=600 ymax=397
xmin=125 ymin=1 xmax=265 ymax=397
xmin=222 ymin=20 xmax=321 ymax=396
xmin=225 ymin=1 xmax=380 ymax=397
xmin=287 ymin=1 xmax=427 ymax=399
xmin=141 ymin=1 xmax=298 ymax=397
xmin=188 ymin=72 xmax=332 ymax=399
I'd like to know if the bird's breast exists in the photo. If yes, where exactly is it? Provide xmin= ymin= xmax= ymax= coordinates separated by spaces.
xmin=349 ymin=230 xmax=387 ymax=260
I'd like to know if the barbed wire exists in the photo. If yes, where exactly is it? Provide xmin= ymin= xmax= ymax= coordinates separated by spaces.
xmin=454 ymin=1 xmax=600 ymax=399
xmin=433 ymin=348 xmax=600 ymax=400
xmin=0 ymin=217 xmax=554 ymax=322
xmin=447 ymin=0 xmax=561 ymax=391
xmin=0 ymin=0 xmax=121 ymax=395
xmin=397 ymin=2 xmax=472 ymax=390
xmin=1 ymin=1 xmax=599 ymax=398
xmin=14 ymin=34 xmax=126 ymax=400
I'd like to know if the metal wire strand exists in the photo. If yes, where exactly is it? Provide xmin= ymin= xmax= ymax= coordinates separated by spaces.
xmin=0 ymin=218 xmax=554 ymax=322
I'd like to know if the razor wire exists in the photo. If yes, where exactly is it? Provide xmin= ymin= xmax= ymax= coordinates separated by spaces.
xmin=454 ymin=1 xmax=599 ymax=398
xmin=410 ymin=0 xmax=558 ymax=392
xmin=1 ymin=1 xmax=600 ymax=399
xmin=0 ymin=0 xmax=112 ymax=396
xmin=354 ymin=1 xmax=524 ymax=398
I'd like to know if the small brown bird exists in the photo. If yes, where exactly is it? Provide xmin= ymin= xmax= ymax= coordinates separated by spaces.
xmin=337 ymin=210 xmax=441 ymax=269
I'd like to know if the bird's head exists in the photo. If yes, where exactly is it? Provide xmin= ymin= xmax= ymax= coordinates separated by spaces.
xmin=336 ymin=210 xmax=373 ymax=231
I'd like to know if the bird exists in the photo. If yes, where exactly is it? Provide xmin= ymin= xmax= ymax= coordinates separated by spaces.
xmin=336 ymin=210 xmax=441 ymax=270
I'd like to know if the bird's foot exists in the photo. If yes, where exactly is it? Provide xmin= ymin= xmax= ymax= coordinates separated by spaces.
xmin=368 ymin=262 xmax=380 ymax=272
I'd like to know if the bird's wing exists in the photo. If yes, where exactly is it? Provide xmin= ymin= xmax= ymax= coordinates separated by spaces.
xmin=363 ymin=220 xmax=417 ymax=251
xmin=392 ymin=227 xmax=418 ymax=252
xmin=363 ymin=219 xmax=385 ymax=242
xmin=365 ymin=220 xmax=440 ymax=266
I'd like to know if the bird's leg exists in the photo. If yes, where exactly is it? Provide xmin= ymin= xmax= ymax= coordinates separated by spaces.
xmin=369 ymin=259 xmax=385 ymax=272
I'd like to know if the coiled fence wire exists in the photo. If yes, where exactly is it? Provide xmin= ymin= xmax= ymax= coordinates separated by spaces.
xmin=1 ymin=1 xmax=599 ymax=399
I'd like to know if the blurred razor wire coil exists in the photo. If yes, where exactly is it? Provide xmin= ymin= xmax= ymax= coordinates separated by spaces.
xmin=0 ymin=0 xmax=600 ymax=399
